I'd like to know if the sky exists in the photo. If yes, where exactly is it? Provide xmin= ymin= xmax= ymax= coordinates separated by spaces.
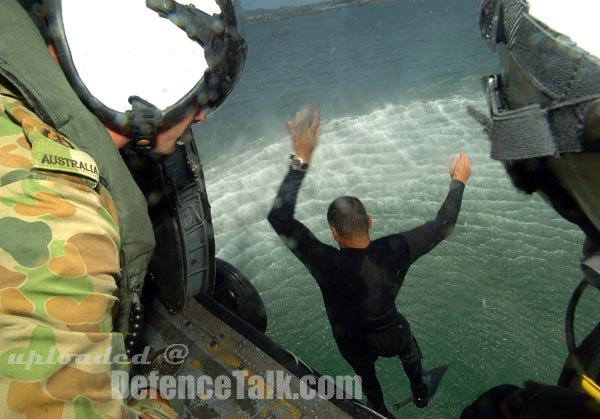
xmin=528 ymin=0 xmax=600 ymax=57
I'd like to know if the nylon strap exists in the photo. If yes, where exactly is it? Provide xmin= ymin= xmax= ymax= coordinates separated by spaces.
xmin=489 ymin=97 xmax=600 ymax=160
xmin=128 ymin=95 xmax=163 ymax=147
xmin=490 ymin=105 xmax=554 ymax=160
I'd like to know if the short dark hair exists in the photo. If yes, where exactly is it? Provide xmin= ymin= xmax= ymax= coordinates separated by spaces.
xmin=327 ymin=196 xmax=369 ymax=237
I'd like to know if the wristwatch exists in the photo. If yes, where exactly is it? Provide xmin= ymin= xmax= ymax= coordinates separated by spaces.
xmin=290 ymin=154 xmax=309 ymax=172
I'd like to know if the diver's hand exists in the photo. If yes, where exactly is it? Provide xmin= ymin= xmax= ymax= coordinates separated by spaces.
xmin=286 ymin=107 xmax=320 ymax=163
xmin=450 ymin=152 xmax=471 ymax=184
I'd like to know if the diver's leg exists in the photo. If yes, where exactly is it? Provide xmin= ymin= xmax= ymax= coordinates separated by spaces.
xmin=401 ymin=357 xmax=424 ymax=388
xmin=390 ymin=318 xmax=425 ymax=388
xmin=355 ymin=362 xmax=383 ymax=409
xmin=399 ymin=333 xmax=428 ymax=407
xmin=352 ymin=361 xmax=394 ymax=419
xmin=338 ymin=342 xmax=394 ymax=418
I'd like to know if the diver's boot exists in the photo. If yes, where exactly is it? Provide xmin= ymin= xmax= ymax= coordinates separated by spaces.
xmin=411 ymin=383 xmax=429 ymax=408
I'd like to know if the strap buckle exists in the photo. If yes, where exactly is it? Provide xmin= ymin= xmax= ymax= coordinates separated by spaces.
xmin=127 ymin=96 xmax=164 ymax=148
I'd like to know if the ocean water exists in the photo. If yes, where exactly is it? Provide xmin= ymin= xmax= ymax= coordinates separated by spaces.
xmin=193 ymin=0 xmax=596 ymax=417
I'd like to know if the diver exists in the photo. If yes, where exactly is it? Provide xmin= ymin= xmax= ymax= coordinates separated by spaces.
xmin=267 ymin=107 xmax=472 ymax=417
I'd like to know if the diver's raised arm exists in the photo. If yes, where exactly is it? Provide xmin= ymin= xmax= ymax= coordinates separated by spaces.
xmin=268 ymin=105 xmax=321 ymax=224
xmin=401 ymin=152 xmax=471 ymax=263
xmin=268 ymin=106 xmax=337 ymax=276
xmin=268 ymin=106 xmax=321 ymax=225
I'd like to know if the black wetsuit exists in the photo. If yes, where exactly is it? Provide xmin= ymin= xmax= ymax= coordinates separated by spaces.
xmin=268 ymin=168 xmax=465 ymax=410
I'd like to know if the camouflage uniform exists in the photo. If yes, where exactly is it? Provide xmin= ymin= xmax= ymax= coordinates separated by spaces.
xmin=0 ymin=86 xmax=176 ymax=418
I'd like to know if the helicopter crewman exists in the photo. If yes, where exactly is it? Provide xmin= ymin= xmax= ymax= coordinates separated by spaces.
xmin=0 ymin=0 xmax=244 ymax=416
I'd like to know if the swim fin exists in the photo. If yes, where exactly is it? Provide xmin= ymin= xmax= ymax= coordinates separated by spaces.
xmin=393 ymin=364 xmax=450 ymax=410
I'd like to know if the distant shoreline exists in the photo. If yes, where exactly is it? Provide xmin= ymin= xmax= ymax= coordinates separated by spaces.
xmin=242 ymin=0 xmax=396 ymax=24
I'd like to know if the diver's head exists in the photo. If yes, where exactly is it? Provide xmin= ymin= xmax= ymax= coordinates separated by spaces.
xmin=327 ymin=196 xmax=372 ymax=248
xmin=20 ymin=0 xmax=246 ymax=154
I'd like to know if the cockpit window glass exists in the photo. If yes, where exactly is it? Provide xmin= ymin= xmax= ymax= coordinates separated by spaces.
xmin=62 ymin=0 xmax=217 ymax=111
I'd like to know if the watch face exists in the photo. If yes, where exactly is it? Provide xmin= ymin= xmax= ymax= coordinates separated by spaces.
xmin=291 ymin=157 xmax=307 ymax=171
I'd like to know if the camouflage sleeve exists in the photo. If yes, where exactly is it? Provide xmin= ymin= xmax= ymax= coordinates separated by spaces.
xmin=0 ymin=90 xmax=176 ymax=418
